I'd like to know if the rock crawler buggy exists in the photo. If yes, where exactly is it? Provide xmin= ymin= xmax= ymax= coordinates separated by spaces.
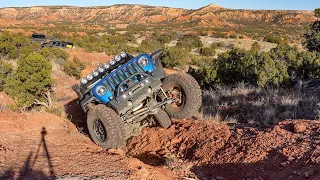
xmin=72 ymin=50 xmax=202 ymax=148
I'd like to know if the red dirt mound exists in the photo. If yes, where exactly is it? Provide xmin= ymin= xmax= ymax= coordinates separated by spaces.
xmin=126 ymin=120 xmax=320 ymax=180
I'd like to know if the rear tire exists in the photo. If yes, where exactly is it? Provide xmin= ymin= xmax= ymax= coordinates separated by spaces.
xmin=154 ymin=109 xmax=172 ymax=129
xmin=87 ymin=105 xmax=126 ymax=149
xmin=162 ymin=73 xmax=201 ymax=119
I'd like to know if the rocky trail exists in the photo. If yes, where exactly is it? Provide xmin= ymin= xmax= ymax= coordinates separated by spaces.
xmin=1 ymin=107 xmax=320 ymax=179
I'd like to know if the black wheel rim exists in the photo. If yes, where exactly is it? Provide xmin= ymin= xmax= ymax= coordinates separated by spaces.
xmin=93 ymin=119 xmax=107 ymax=142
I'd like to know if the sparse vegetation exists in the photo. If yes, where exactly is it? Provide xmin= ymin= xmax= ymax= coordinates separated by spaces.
xmin=229 ymin=34 xmax=238 ymax=39
xmin=263 ymin=34 xmax=288 ymax=44
xmin=199 ymin=46 xmax=216 ymax=56
xmin=176 ymin=34 xmax=203 ymax=49
xmin=63 ymin=56 xmax=85 ymax=79
xmin=190 ymin=41 xmax=320 ymax=89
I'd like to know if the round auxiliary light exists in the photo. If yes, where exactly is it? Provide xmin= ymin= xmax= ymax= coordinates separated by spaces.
xmin=115 ymin=55 xmax=121 ymax=62
xmin=86 ymin=74 xmax=93 ymax=81
xmin=98 ymin=66 xmax=105 ymax=73
xmin=80 ymin=78 xmax=88 ymax=85
xmin=127 ymin=101 xmax=133 ymax=106
xmin=120 ymin=51 xmax=127 ymax=58
xmin=96 ymin=86 xmax=107 ymax=96
xmin=104 ymin=63 xmax=110 ymax=69
xmin=138 ymin=56 xmax=149 ymax=66
xmin=110 ymin=59 xmax=116 ymax=65
xmin=92 ymin=70 xmax=99 ymax=77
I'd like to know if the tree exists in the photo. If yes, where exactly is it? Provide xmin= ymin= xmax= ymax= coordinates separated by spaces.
xmin=0 ymin=60 xmax=13 ymax=91
xmin=304 ymin=8 xmax=320 ymax=53
xmin=304 ymin=20 xmax=320 ymax=53
xmin=4 ymin=53 xmax=53 ymax=108
xmin=315 ymin=8 xmax=320 ymax=18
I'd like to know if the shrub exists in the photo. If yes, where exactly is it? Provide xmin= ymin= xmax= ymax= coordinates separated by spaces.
xmin=188 ymin=60 xmax=218 ymax=88
xmin=212 ymin=32 xmax=228 ymax=39
xmin=176 ymin=34 xmax=203 ymax=49
xmin=212 ymin=42 xmax=225 ymax=48
xmin=152 ymin=32 xmax=173 ymax=44
xmin=198 ymin=31 xmax=208 ymax=36
xmin=190 ymin=47 xmax=291 ymax=89
xmin=199 ymin=46 xmax=216 ymax=56
xmin=137 ymin=39 xmax=163 ymax=53
xmin=4 ymin=53 xmax=53 ymax=108
xmin=263 ymin=34 xmax=288 ymax=44
xmin=270 ymin=42 xmax=320 ymax=79
xmin=229 ymin=34 xmax=238 ymax=39
xmin=0 ymin=60 xmax=13 ymax=91
xmin=251 ymin=41 xmax=261 ymax=52
xmin=63 ymin=56 xmax=85 ymax=79
xmin=161 ymin=47 xmax=189 ymax=68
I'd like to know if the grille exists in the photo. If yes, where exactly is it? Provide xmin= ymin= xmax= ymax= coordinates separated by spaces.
xmin=104 ymin=62 xmax=143 ymax=96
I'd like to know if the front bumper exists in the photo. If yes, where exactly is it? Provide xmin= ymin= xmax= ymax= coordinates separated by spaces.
xmin=108 ymin=75 xmax=162 ymax=115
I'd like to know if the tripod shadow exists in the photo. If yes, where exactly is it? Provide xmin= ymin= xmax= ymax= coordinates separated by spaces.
xmin=32 ymin=127 xmax=55 ymax=176
xmin=0 ymin=127 xmax=55 ymax=179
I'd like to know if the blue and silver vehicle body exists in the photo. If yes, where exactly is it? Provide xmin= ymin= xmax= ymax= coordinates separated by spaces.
xmin=92 ymin=54 xmax=155 ymax=104
xmin=72 ymin=50 xmax=166 ymax=115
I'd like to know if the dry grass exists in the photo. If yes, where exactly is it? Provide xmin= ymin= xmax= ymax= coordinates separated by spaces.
xmin=46 ymin=106 xmax=68 ymax=119
xmin=200 ymin=36 xmax=278 ymax=54
xmin=200 ymin=83 xmax=320 ymax=126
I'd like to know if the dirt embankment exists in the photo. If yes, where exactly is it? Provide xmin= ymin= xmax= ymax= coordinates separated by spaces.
xmin=126 ymin=120 xmax=320 ymax=180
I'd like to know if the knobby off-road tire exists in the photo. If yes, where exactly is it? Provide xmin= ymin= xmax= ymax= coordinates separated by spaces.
xmin=154 ymin=109 xmax=172 ymax=129
xmin=162 ymin=73 xmax=202 ymax=119
xmin=87 ymin=105 xmax=126 ymax=149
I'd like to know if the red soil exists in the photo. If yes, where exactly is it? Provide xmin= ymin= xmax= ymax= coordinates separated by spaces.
xmin=0 ymin=110 xmax=175 ymax=179
xmin=126 ymin=120 xmax=320 ymax=180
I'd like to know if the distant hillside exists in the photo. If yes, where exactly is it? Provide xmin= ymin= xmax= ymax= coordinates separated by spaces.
xmin=0 ymin=4 xmax=317 ymax=40
xmin=0 ymin=4 xmax=316 ymax=26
